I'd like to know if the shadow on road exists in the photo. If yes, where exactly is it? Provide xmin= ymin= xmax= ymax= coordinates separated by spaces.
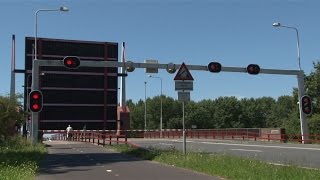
xmin=37 ymin=141 xmax=143 ymax=175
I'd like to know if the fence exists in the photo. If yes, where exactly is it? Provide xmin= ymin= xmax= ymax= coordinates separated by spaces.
xmin=144 ymin=129 xmax=320 ymax=144
xmin=47 ymin=129 xmax=320 ymax=144
xmin=51 ymin=131 xmax=136 ymax=147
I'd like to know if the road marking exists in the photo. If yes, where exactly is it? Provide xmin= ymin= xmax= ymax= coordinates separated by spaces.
xmin=159 ymin=143 xmax=174 ymax=146
xmin=106 ymin=169 xmax=112 ymax=173
xmin=171 ymin=140 xmax=194 ymax=143
xmin=267 ymin=162 xmax=319 ymax=170
xmin=230 ymin=149 xmax=262 ymax=152
xmin=198 ymin=141 xmax=320 ymax=151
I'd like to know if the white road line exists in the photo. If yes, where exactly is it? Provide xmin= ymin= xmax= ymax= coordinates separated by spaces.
xmin=199 ymin=141 xmax=320 ymax=151
xmin=159 ymin=143 xmax=174 ymax=146
xmin=171 ymin=140 xmax=194 ymax=143
xmin=230 ymin=149 xmax=262 ymax=152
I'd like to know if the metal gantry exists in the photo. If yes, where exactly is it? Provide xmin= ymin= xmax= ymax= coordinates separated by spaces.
xmin=30 ymin=59 xmax=309 ymax=144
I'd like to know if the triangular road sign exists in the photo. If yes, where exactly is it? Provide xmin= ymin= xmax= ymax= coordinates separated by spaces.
xmin=174 ymin=63 xmax=194 ymax=81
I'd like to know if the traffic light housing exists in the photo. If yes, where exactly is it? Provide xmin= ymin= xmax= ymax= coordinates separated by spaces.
xmin=208 ymin=62 xmax=222 ymax=73
xmin=247 ymin=64 xmax=260 ymax=75
xmin=63 ymin=56 xmax=80 ymax=69
xmin=301 ymin=95 xmax=312 ymax=115
xmin=126 ymin=61 xmax=135 ymax=72
xmin=29 ymin=90 xmax=43 ymax=113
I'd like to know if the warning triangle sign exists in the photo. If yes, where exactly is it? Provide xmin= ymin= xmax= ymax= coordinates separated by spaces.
xmin=174 ymin=63 xmax=194 ymax=81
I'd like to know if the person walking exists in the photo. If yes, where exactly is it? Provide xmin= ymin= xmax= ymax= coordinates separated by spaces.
xmin=66 ymin=125 xmax=73 ymax=140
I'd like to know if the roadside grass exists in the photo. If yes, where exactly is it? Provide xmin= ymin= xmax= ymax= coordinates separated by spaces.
xmin=107 ymin=144 xmax=320 ymax=180
xmin=0 ymin=136 xmax=46 ymax=180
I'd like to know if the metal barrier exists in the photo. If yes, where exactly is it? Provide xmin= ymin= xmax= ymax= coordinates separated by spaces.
xmin=49 ymin=131 xmax=129 ymax=146
xmin=69 ymin=132 xmax=128 ymax=146
xmin=46 ymin=129 xmax=320 ymax=144
xmin=144 ymin=130 xmax=320 ymax=144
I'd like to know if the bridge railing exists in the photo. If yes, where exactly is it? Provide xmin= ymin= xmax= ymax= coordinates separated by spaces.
xmin=68 ymin=131 xmax=129 ymax=146
xmin=143 ymin=130 xmax=320 ymax=144
xmin=46 ymin=129 xmax=320 ymax=144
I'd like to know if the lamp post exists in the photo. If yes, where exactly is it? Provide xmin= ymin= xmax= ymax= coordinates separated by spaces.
xmin=273 ymin=22 xmax=309 ymax=143
xmin=148 ymin=75 xmax=163 ymax=134
xmin=272 ymin=22 xmax=301 ymax=71
xmin=32 ymin=7 xmax=68 ymax=145
xmin=35 ymin=6 xmax=69 ymax=60
xmin=144 ymin=81 xmax=147 ymax=131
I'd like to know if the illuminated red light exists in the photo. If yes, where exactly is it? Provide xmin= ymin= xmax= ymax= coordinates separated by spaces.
xmin=66 ymin=59 xmax=73 ymax=65
xmin=32 ymin=93 xmax=39 ymax=99
xmin=33 ymin=104 xmax=39 ymax=110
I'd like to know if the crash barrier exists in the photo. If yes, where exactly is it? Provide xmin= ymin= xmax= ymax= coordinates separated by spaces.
xmin=75 ymin=132 xmax=128 ymax=146
xmin=50 ymin=131 xmax=137 ymax=147
xmin=144 ymin=129 xmax=320 ymax=144
xmin=45 ymin=128 xmax=320 ymax=144
xmin=44 ymin=129 xmax=145 ymax=138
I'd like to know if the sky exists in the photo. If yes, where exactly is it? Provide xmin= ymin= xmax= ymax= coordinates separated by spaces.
xmin=1 ymin=0 xmax=320 ymax=103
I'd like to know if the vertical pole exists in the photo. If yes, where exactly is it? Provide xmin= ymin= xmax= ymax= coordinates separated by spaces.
xmin=144 ymin=81 xmax=147 ymax=132
xmin=182 ymin=101 xmax=186 ymax=155
xmin=118 ymin=42 xmax=126 ymax=136
xmin=160 ymin=78 xmax=163 ymax=137
xmin=10 ymin=35 xmax=16 ymax=100
xmin=31 ymin=60 xmax=40 ymax=145
xmin=35 ymin=11 xmax=38 ymax=60
xmin=297 ymin=72 xmax=309 ymax=143
xmin=120 ymin=42 xmax=126 ymax=111
xmin=295 ymin=28 xmax=302 ymax=71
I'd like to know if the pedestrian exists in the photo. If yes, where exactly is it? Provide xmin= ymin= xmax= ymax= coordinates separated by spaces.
xmin=66 ymin=125 xmax=73 ymax=140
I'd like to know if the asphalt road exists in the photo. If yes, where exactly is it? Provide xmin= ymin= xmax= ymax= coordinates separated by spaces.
xmin=36 ymin=141 xmax=220 ymax=180
xmin=128 ymin=138 xmax=320 ymax=169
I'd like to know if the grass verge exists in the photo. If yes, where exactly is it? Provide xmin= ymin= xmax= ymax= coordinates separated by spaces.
xmin=0 ymin=136 xmax=47 ymax=180
xmin=107 ymin=144 xmax=320 ymax=180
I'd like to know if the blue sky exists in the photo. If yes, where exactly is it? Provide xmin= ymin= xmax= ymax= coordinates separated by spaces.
xmin=1 ymin=0 xmax=320 ymax=103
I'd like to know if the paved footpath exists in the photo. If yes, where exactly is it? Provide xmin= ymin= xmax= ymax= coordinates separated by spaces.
xmin=36 ymin=141 xmax=221 ymax=180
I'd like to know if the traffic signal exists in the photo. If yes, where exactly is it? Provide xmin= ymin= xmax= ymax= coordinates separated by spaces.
xmin=126 ymin=61 xmax=135 ymax=72
xmin=29 ymin=90 xmax=43 ymax=113
xmin=247 ymin=64 xmax=260 ymax=75
xmin=208 ymin=62 xmax=222 ymax=73
xmin=63 ymin=56 xmax=80 ymax=69
xmin=301 ymin=95 xmax=312 ymax=115
xmin=166 ymin=63 xmax=176 ymax=74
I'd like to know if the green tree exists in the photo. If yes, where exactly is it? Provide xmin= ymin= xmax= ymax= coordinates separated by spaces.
xmin=267 ymin=96 xmax=295 ymax=128
xmin=305 ymin=62 xmax=320 ymax=114
xmin=0 ymin=95 xmax=25 ymax=140
xmin=213 ymin=97 xmax=243 ymax=128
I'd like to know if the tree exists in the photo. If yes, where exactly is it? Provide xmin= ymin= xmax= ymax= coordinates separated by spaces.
xmin=267 ymin=96 xmax=295 ymax=128
xmin=0 ymin=95 xmax=25 ymax=140
xmin=213 ymin=97 xmax=243 ymax=128
xmin=305 ymin=61 xmax=320 ymax=114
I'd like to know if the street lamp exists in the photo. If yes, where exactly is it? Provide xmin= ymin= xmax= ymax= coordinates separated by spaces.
xmin=35 ymin=6 xmax=69 ymax=60
xmin=144 ymin=81 xmax=147 ymax=131
xmin=273 ymin=22 xmax=310 ymax=143
xmin=272 ymin=22 xmax=301 ymax=71
xmin=32 ymin=7 xmax=68 ymax=145
xmin=148 ymin=75 xmax=163 ymax=133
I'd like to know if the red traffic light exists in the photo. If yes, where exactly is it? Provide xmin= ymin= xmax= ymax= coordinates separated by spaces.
xmin=63 ymin=56 xmax=81 ymax=69
xmin=247 ymin=64 xmax=260 ymax=75
xmin=301 ymin=95 xmax=312 ymax=115
xmin=32 ymin=93 xmax=39 ymax=99
xmin=208 ymin=62 xmax=222 ymax=73
xmin=29 ymin=90 xmax=43 ymax=113
xmin=66 ymin=59 xmax=73 ymax=65
xmin=32 ymin=104 xmax=39 ymax=110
